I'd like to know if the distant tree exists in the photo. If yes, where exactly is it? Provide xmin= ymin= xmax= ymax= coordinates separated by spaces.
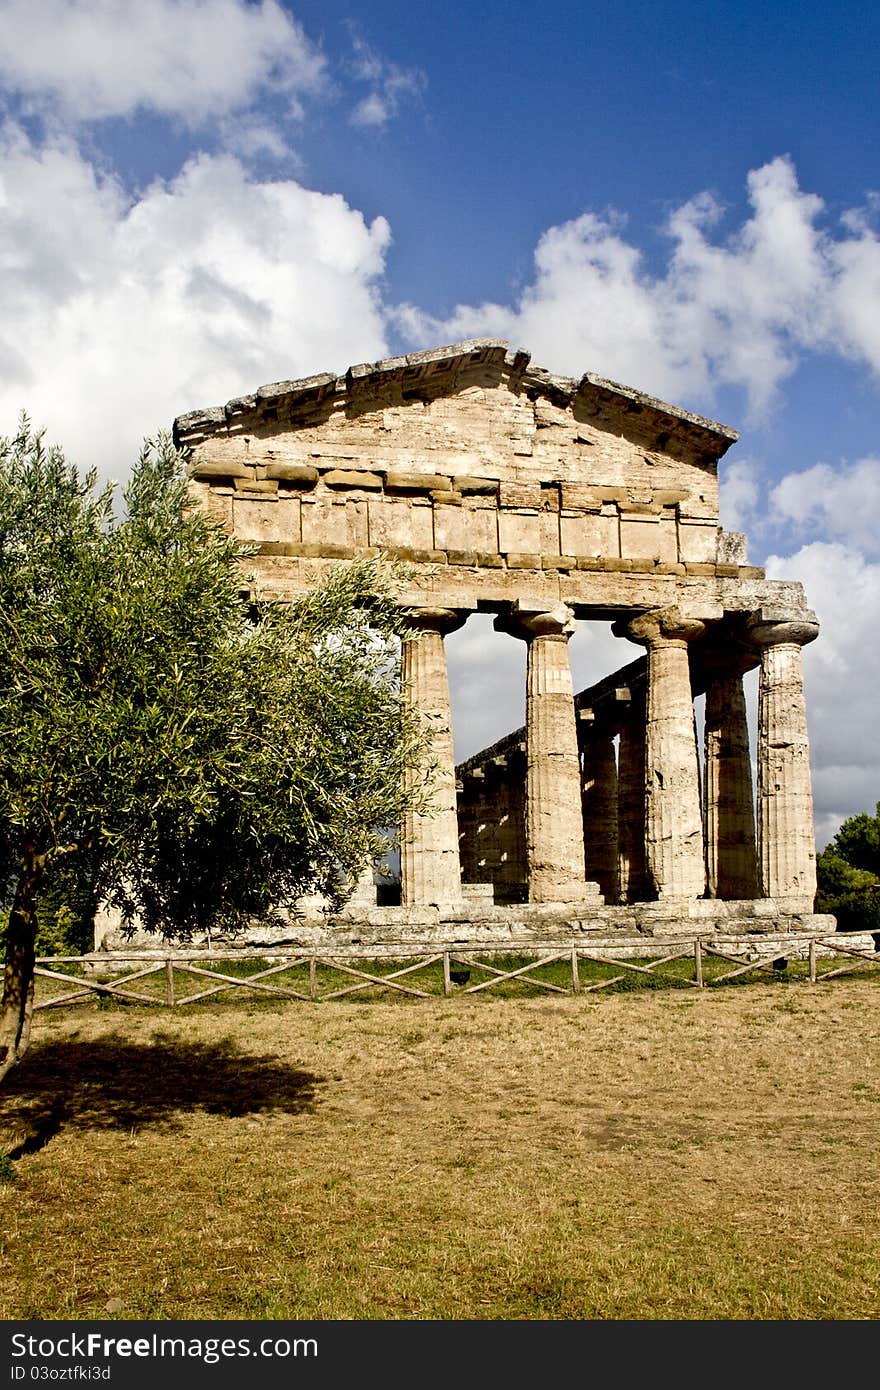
xmin=0 ymin=421 xmax=428 ymax=1081
xmin=815 ymin=803 xmax=880 ymax=933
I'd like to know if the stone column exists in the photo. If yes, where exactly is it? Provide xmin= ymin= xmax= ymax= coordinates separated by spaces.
xmin=496 ymin=601 xmax=588 ymax=902
xmin=617 ymin=687 xmax=647 ymax=904
xmin=400 ymin=607 xmax=467 ymax=907
xmin=703 ymin=654 xmax=758 ymax=900
xmin=625 ymin=608 xmax=707 ymax=899
xmin=747 ymin=613 xmax=820 ymax=907
xmin=581 ymin=731 xmax=619 ymax=904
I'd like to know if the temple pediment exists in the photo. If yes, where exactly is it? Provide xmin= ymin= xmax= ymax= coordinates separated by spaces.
xmin=174 ymin=337 xmax=737 ymax=469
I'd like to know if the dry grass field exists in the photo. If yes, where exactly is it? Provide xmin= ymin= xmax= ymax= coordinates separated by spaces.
xmin=1 ymin=975 xmax=879 ymax=1320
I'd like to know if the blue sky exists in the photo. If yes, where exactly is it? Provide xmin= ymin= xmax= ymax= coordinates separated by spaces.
xmin=0 ymin=0 xmax=878 ymax=846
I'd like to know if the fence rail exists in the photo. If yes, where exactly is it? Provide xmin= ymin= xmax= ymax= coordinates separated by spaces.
xmin=31 ymin=934 xmax=880 ymax=1012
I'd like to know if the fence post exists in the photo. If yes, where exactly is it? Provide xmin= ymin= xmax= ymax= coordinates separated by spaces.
xmin=809 ymin=938 xmax=817 ymax=984
xmin=571 ymin=948 xmax=580 ymax=994
xmin=165 ymin=957 xmax=175 ymax=1007
xmin=309 ymin=957 xmax=317 ymax=1002
xmin=694 ymin=938 xmax=704 ymax=988
xmin=442 ymin=951 xmax=452 ymax=997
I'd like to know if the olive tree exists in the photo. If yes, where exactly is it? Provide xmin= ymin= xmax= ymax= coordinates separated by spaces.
xmin=0 ymin=421 xmax=427 ymax=1081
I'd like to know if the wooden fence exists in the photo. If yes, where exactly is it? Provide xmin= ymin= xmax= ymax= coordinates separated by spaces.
xmin=32 ymin=934 xmax=880 ymax=1011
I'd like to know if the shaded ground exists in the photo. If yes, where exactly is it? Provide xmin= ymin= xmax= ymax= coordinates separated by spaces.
xmin=1 ymin=980 xmax=879 ymax=1319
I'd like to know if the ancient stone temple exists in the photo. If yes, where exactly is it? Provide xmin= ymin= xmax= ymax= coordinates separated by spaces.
xmin=176 ymin=338 xmax=828 ymax=946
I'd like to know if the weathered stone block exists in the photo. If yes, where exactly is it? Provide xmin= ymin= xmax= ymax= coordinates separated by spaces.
xmin=256 ymin=541 xmax=301 ymax=556
xmin=559 ymin=511 xmax=620 ymax=558
xmin=716 ymin=530 xmax=748 ymax=564
xmin=454 ymin=475 xmax=499 ymax=495
xmin=541 ymin=555 xmax=577 ymax=570
xmin=296 ymin=542 xmax=361 ymax=560
xmin=499 ymin=511 xmax=540 ymax=554
xmin=190 ymin=460 xmax=252 ymax=481
xmin=620 ymin=514 xmax=677 ymax=561
xmin=194 ymin=488 xmax=233 ymax=530
xmin=386 ymin=546 xmax=447 ymax=563
xmin=323 ymin=469 xmax=384 ymax=490
xmin=368 ymin=498 xmax=434 ymax=551
xmin=386 ymin=471 xmax=450 ymax=492
xmin=301 ymin=498 xmax=368 ymax=549
xmin=619 ymin=499 xmax=662 ymax=515
xmin=233 ymin=478 xmax=278 ymax=494
xmin=434 ymin=504 xmax=499 ymax=553
xmin=505 ymin=553 xmax=542 ymax=569
xmin=652 ymin=488 xmax=689 ymax=506
xmin=232 ymin=496 xmax=300 ymax=543
xmin=265 ymin=463 xmax=319 ymax=485
xmin=678 ymin=517 xmax=719 ymax=562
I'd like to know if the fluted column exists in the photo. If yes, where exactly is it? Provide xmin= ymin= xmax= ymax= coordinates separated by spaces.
xmin=581 ymin=732 xmax=619 ymax=904
xmin=496 ymin=601 xmax=587 ymax=902
xmin=703 ymin=654 xmax=758 ymax=900
xmin=400 ymin=607 xmax=467 ymax=907
xmin=617 ymin=687 xmax=647 ymax=903
xmin=625 ymin=608 xmax=706 ymax=899
xmin=747 ymin=613 xmax=820 ymax=907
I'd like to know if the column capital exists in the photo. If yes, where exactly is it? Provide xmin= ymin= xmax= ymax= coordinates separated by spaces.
xmin=747 ymin=610 xmax=819 ymax=649
xmin=404 ymin=606 xmax=468 ymax=636
xmin=622 ymin=606 xmax=707 ymax=649
xmin=495 ymin=599 xmax=576 ymax=642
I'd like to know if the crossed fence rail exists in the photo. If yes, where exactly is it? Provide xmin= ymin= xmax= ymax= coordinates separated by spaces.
xmin=32 ymin=934 xmax=880 ymax=1011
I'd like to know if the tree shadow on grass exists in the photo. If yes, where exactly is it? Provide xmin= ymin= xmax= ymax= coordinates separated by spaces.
xmin=0 ymin=1035 xmax=324 ymax=1158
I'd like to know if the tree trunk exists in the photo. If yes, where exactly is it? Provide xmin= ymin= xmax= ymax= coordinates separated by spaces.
xmin=0 ymin=852 xmax=42 ymax=1084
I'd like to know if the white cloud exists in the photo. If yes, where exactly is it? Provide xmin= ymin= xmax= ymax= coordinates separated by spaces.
xmin=394 ymin=156 xmax=880 ymax=418
xmin=217 ymin=116 xmax=298 ymax=165
xmin=719 ymin=457 xmax=762 ymax=533
xmin=769 ymin=456 xmax=880 ymax=556
xmin=347 ymin=32 xmax=425 ymax=129
xmin=0 ymin=125 xmax=391 ymax=477
xmin=765 ymin=540 xmax=880 ymax=846
xmin=0 ymin=0 xmax=325 ymax=124
xmin=830 ymin=198 xmax=880 ymax=374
